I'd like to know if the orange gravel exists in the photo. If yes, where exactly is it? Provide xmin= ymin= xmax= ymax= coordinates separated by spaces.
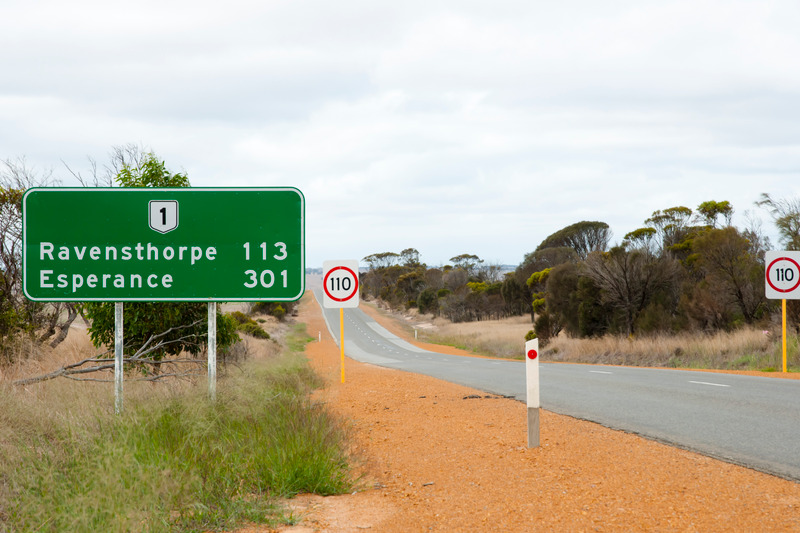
xmin=259 ymin=295 xmax=800 ymax=532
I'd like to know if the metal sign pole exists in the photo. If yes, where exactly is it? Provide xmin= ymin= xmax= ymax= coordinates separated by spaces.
xmin=208 ymin=302 xmax=217 ymax=400
xmin=114 ymin=302 xmax=123 ymax=414
xmin=783 ymin=299 xmax=787 ymax=373
xmin=340 ymin=308 xmax=345 ymax=383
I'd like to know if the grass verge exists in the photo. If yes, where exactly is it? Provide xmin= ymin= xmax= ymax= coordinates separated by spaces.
xmin=369 ymin=302 xmax=800 ymax=371
xmin=0 ymin=323 xmax=353 ymax=532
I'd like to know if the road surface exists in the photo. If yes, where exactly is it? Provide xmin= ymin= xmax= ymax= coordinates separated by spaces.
xmin=314 ymin=290 xmax=800 ymax=482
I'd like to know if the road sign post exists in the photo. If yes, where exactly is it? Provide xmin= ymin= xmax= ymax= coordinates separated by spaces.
xmin=23 ymin=187 xmax=305 ymax=410
xmin=322 ymin=260 xmax=359 ymax=383
xmin=764 ymin=251 xmax=800 ymax=373
xmin=525 ymin=338 xmax=540 ymax=448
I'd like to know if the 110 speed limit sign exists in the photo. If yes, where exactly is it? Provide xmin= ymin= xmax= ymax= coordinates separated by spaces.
xmin=322 ymin=260 xmax=359 ymax=308
xmin=765 ymin=251 xmax=800 ymax=300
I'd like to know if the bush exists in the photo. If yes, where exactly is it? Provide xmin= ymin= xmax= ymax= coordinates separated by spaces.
xmin=252 ymin=302 xmax=293 ymax=321
xmin=227 ymin=312 xmax=271 ymax=339
xmin=417 ymin=288 xmax=439 ymax=314
xmin=229 ymin=311 xmax=251 ymax=325
xmin=85 ymin=302 xmax=239 ymax=360
xmin=238 ymin=322 xmax=271 ymax=339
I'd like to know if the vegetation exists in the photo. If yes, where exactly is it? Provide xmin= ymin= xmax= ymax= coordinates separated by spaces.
xmin=362 ymin=197 xmax=795 ymax=355
xmin=252 ymin=301 xmax=296 ymax=321
xmin=0 ymin=159 xmax=80 ymax=360
xmin=0 ymin=324 xmax=354 ymax=532
xmin=229 ymin=310 xmax=271 ymax=339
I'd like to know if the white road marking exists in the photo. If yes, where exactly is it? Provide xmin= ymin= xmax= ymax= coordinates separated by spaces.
xmin=589 ymin=370 xmax=613 ymax=374
xmin=689 ymin=380 xmax=731 ymax=388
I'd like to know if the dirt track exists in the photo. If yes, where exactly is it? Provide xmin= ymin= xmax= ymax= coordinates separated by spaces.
xmin=257 ymin=295 xmax=800 ymax=532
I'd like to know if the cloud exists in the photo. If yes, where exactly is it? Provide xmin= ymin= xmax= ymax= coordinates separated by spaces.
xmin=2 ymin=0 xmax=800 ymax=267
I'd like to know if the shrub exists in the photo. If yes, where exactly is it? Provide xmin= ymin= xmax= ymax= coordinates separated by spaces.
xmin=252 ymin=302 xmax=293 ymax=321
xmin=85 ymin=302 xmax=239 ymax=359
xmin=230 ymin=311 xmax=251 ymax=325
xmin=238 ymin=322 xmax=271 ymax=339
xmin=227 ymin=312 xmax=271 ymax=339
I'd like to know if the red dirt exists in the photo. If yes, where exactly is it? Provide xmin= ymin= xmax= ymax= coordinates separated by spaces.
xmin=245 ymin=295 xmax=800 ymax=532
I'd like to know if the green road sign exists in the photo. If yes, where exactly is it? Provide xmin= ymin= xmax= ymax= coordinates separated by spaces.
xmin=23 ymin=188 xmax=305 ymax=302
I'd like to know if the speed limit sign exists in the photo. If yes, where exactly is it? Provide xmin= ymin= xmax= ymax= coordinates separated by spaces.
xmin=322 ymin=260 xmax=360 ymax=308
xmin=765 ymin=251 xmax=800 ymax=299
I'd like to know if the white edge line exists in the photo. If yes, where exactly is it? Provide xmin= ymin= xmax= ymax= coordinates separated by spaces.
xmin=689 ymin=380 xmax=731 ymax=388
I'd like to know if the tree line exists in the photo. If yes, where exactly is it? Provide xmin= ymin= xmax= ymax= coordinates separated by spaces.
xmin=362 ymin=197 xmax=800 ymax=344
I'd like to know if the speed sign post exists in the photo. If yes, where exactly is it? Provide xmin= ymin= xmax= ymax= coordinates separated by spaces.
xmin=765 ymin=251 xmax=800 ymax=372
xmin=322 ymin=260 xmax=359 ymax=383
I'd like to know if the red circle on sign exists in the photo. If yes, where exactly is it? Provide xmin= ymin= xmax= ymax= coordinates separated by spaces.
xmin=767 ymin=257 xmax=800 ymax=293
xmin=323 ymin=266 xmax=359 ymax=302
xmin=527 ymin=349 xmax=538 ymax=360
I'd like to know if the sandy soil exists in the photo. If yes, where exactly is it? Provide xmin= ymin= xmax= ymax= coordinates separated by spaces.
xmin=244 ymin=294 xmax=800 ymax=532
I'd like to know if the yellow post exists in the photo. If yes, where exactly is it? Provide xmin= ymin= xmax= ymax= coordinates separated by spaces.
xmin=783 ymin=299 xmax=788 ymax=373
xmin=340 ymin=307 xmax=345 ymax=383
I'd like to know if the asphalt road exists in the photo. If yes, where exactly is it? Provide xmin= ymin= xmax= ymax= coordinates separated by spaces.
xmin=313 ymin=291 xmax=800 ymax=482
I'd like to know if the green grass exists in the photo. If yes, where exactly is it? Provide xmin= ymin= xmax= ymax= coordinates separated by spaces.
xmin=0 ymin=324 xmax=354 ymax=532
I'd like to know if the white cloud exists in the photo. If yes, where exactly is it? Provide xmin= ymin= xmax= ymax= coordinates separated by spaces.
xmin=2 ymin=0 xmax=800 ymax=267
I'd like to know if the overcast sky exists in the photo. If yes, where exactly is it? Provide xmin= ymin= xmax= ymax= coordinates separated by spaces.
xmin=3 ymin=0 xmax=800 ymax=267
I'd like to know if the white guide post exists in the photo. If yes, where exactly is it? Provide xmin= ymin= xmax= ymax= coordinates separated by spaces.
xmin=208 ymin=302 xmax=217 ymax=401
xmin=114 ymin=302 xmax=124 ymax=414
xmin=525 ymin=338 xmax=540 ymax=448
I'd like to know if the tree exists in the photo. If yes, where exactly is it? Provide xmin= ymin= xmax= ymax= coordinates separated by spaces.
xmin=363 ymin=252 xmax=400 ymax=270
xmin=690 ymin=227 xmax=767 ymax=325
xmin=583 ymin=246 xmax=680 ymax=336
xmin=623 ymin=227 xmax=658 ymax=256
xmin=535 ymin=221 xmax=611 ymax=260
xmin=449 ymin=254 xmax=483 ymax=278
xmin=0 ymin=158 xmax=80 ymax=357
xmin=526 ymin=267 xmax=562 ymax=344
xmin=543 ymin=262 xmax=611 ymax=338
xmin=696 ymin=200 xmax=733 ymax=228
xmin=115 ymin=154 xmax=189 ymax=188
xmin=400 ymin=248 xmax=421 ymax=267
xmin=543 ymin=262 xmax=582 ymax=336
xmin=416 ymin=288 xmax=439 ymax=314
xmin=84 ymin=151 xmax=237 ymax=365
xmin=500 ymin=274 xmax=528 ymax=316
xmin=645 ymin=206 xmax=693 ymax=252
xmin=756 ymin=193 xmax=800 ymax=249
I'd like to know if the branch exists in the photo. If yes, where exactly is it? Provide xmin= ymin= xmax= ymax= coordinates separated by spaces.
xmin=13 ymin=349 xmax=208 ymax=386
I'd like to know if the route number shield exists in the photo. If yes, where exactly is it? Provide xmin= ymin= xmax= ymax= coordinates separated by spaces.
xmin=149 ymin=200 xmax=179 ymax=234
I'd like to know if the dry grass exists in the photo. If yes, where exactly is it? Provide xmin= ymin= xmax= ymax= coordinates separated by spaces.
xmin=417 ymin=315 xmax=532 ymax=358
xmin=363 ymin=302 xmax=532 ymax=358
xmin=544 ymin=328 xmax=787 ymax=370
xmin=366 ymin=301 xmax=795 ymax=371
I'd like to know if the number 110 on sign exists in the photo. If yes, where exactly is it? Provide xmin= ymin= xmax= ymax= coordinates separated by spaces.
xmin=322 ymin=260 xmax=360 ymax=309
